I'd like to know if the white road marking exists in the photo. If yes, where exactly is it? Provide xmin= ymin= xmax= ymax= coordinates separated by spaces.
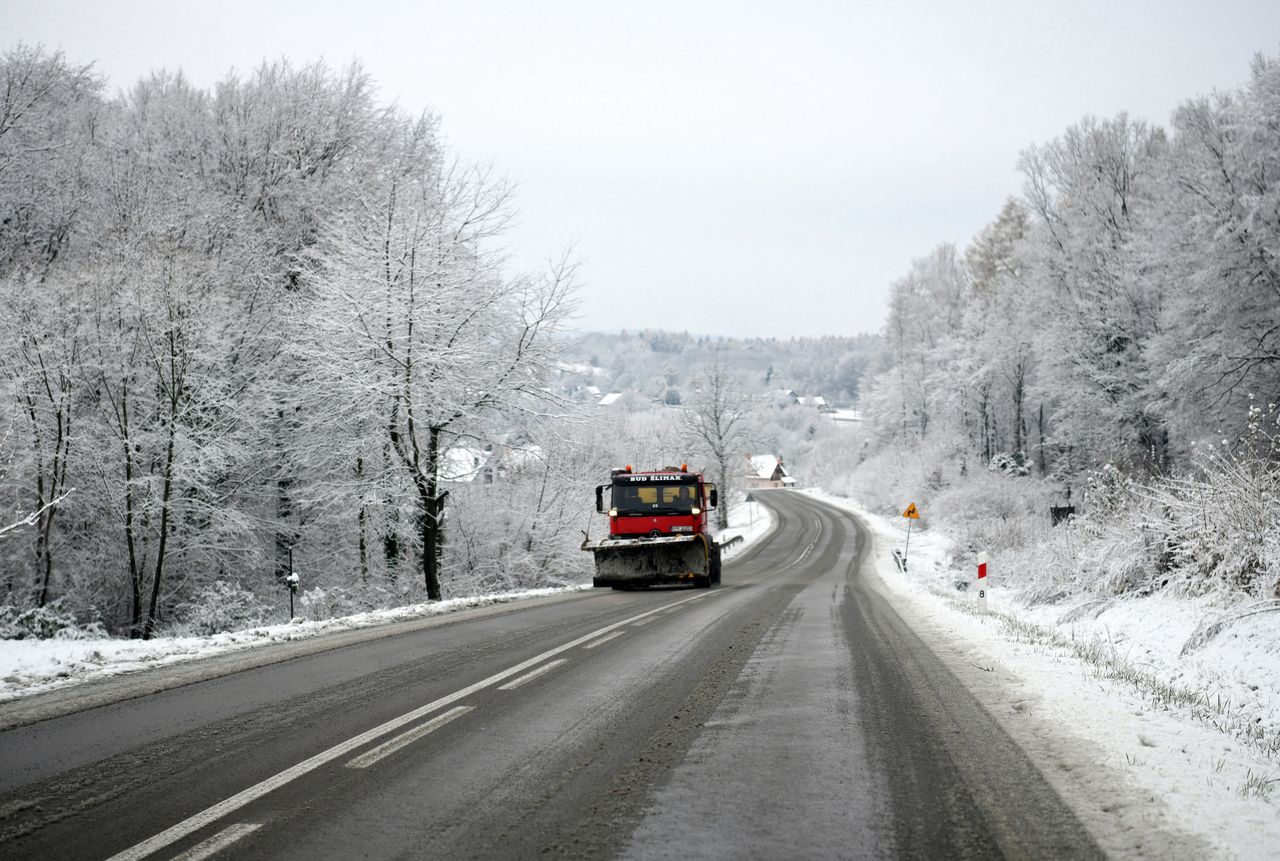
xmin=170 ymin=823 xmax=262 ymax=861
xmin=582 ymin=630 xmax=626 ymax=649
xmin=631 ymin=617 xmax=656 ymax=627
xmin=105 ymin=589 xmax=716 ymax=861
xmin=777 ymin=515 xmax=823 ymax=574
xmin=497 ymin=659 xmax=568 ymax=691
xmin=345 ymin=706 xmax=473 ymax=769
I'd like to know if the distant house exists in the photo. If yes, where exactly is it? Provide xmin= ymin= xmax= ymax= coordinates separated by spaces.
xmin=497 ymin=444 xmax=544 ymax=479
xmin=440 ymin=441 xmax=545 ymax=485
xmin=745 ymin=454 xmax=795 ymax=489
xmin=829 ymin=409 xmax=864 ymax=424
xmin=556 ymin=361 xmax=606 ymax=377
xmin=440 ymin=446 xmax=493 ymax=484
xmin=597 ymin=392 xmax=622 ymax=407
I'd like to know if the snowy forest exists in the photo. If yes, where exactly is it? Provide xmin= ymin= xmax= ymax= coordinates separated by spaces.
xmin=826 ymin=53 xmax=1280 ymax=610
xmin=0 ymin=47 xmax=599 ymax=638
xmin=2 ymin=43 xmax=1278 ymax=641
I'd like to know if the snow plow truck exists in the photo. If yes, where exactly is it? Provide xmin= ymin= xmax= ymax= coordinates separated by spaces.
xmin=583 ymin=465 xmax=722 ymax=589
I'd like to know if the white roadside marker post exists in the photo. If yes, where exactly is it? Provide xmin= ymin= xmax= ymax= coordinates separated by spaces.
xmin=977 ymin=552 xmax=989 ymax=613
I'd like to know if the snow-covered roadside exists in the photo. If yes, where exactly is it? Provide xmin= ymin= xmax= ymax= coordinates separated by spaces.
xmin=716 ymin=495 xmax=776 ymax=556
xmin=0 ymin=586 xmax=592 ymax=703
xmin=805 ymin=488 xmax=1280 ymax=859
xmin=0 ymin=506 xmax=777 ymax=706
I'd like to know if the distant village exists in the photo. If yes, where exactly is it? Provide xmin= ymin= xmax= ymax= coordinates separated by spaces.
xmin=438 ymin=362 xmax=865 ymax=490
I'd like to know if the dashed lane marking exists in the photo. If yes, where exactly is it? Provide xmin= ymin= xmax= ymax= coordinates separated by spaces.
xmin=345 ymin=707 xmax=473 ymax=769
xmin=170 ymin=823 xmax=262 ymax=861
xmin=105 ymin=589 xmax=717 ymax=861
xmin=497 ymin=659 xmax=568 ymax=691
xmin=582 ymin=630 xmax=626 ymax=649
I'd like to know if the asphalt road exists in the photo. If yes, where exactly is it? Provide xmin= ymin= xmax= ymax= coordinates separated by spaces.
xmin=0 ymin=491 xmax=1103 ymax=860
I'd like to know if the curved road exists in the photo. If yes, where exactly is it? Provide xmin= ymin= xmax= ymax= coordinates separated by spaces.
xmin=0 ymin=491 xmax=1101 ymax=859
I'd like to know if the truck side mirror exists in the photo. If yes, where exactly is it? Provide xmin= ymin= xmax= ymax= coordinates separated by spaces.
xmin=595 ymin=485 xmax=605 ymax=513
xmin=708 ymin=487 xmax=718 ymax=509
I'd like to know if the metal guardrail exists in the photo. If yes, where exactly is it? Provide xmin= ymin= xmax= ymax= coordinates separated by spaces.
xmin=721 ymin=535 xmax=744 ymax=552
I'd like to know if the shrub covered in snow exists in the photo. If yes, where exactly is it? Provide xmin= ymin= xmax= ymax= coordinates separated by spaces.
xmin=171 ymin=581 xmax=274 ymax=636
xmin=988 ymin=451 xmax=1030 ymax=477
xmin=821 ymin=430 xmax=970 ymax=519
xmin=930 ymin=470 xmax=1052 ymax=559
xmin=296 ymin=583 xmax=408 ymax=621
xmin=1147 ymin=404 xmax=1280 ymax=601
xmin=0 ymin=599 xmax=107 ymax=640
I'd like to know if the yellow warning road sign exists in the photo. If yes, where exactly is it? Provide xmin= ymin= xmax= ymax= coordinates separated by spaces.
xmin=902 ymin=502 xmax=920 ymax=520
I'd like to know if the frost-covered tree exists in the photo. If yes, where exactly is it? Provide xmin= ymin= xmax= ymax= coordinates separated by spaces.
xmin=866 ymin=244 xmax=968 ymax=442
xmin=301 ymin=113 xmax=575 ymax=600
xmin=0 ymin=46 xmax=101 ymax=607
xmin=1018 ymin=114 xmax=1169 ymax=472
xmin=957 ymin=198 xmax=1036 ymax=469
xmin=0 ymin=45 xmax=101 ymax=274
xmin=1153 ymin=54 xmax=1280 ymax=450
xmin=680 ymin=360 xmax=756 ymax=529
xmin=207 ymin=60 xmax=379 ymax=584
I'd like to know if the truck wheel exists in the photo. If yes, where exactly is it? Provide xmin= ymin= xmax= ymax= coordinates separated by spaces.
xmin=710 ymin=545 xmax=722 ymax=585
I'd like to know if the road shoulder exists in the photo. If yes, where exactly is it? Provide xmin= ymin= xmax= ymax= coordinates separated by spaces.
xmin=0 ymin=589 xmax=597 ymax=731
xmin=802 ymin=490 xmax=1219 ymax=860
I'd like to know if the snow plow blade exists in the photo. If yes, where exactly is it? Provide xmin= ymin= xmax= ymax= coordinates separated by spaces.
xmin=583 ymin=534 xmax=719 ymax=588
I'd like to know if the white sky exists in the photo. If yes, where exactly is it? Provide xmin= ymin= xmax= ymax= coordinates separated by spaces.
xmin=4 ymin=1 xmax=1278 ymax=337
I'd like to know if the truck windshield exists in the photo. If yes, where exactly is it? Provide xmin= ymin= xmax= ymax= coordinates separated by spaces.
xmin=611 ymin=479 xmax=700 ymax=515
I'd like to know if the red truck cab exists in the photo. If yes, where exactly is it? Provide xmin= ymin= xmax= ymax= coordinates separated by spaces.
xmin=595 ymin=465 xmax=717 ymax=538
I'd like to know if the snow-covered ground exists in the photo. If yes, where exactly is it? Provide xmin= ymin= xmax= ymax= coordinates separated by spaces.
xmin=0 ymin=586 xmax=595 ymax=703
xmin=0 ymin=498 xmax=776 ymax=705
xmin=716 ymin=494 xmax=776 ymax=556
xmin=805 ymin=488 xmax=1280 ymax=859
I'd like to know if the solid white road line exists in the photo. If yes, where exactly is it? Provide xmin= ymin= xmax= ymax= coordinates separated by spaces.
xmin=170 ymin=823 xmax=262 ymax=861
xmin=106 ymin=589 xmax=717 ymax=861
xmin=345 ymin=706 xmax=473 ymax=769
xmin=582 ymin=630 xmax=626 ymax=649
xmin=497 ymin=659 xmax=567 ymax=691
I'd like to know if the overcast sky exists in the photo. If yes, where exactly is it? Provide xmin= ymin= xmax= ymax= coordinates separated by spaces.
xmin=5 ymin=1 xmax=1278 ymax=338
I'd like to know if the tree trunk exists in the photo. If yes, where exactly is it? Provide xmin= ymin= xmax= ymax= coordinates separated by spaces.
xmin=354 ymin=456 xmax=369 ymax=581
xmin=381 ymin=444 xmax=401 ymax=580
xmin=1012 ymin=358 xmax=1026 ymax=456
xmin=979 ymin=388 xmax=991 ymax=463
xmin=116 ymin=380 xmax=146 ymax=638
xmin=1037 ymin=403 xmax=1048 ymax=476
xmin=142 ymin=410 xmax=178 ymax=640
xmin=417 ymin=481 xmax=440 ymax=600
xmin=27 ymin=389 xmax=71 ymax=608
xmin=715 ymin=457 xmax=730 ymax=531
xmin=274 ymin=409 xmax=293 ymax=580
xmin=125 ymin=449 xmax=144 ymax=638
xmin=420 ymin=426 xmax=443 ymax=600
xmin=35 ymin=521 xmax=54 ymax=608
